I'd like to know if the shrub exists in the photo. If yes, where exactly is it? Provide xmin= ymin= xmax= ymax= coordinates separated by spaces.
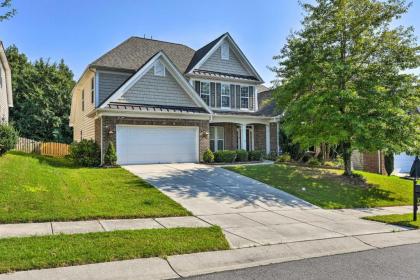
xmin=0 ymin=123 xmax=18 ymax=156
xmin=266 ymin=151 xmax=278 ymax=161
xmin=203 ymin=149 xmax=214 ymax=163
xmin=235 ymin=150 xmax=248 ymax=162
xmin=69 ymin=139 xmax=101 ymax=167
xmin=307 ymin=157 xmax=321 ymax=166
xmin=104 ymin=142 xmax=117 ymax=166
xmin=276 ymin=153 xmax=291 ymax=163
xmin=214 ymin=150 xmax=237 ymax=163
xmin=249 ymin=150 xmax=264 ymax=161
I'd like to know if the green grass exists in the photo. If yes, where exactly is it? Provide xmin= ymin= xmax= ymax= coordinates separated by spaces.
xmin=364 ymin=213 xmax=420 ymax=229
xmin=0 ymin=226 xmax=229 ymax=274
xmin=0 ymin=151 xmax=190 ymax=223
xmin=226 ymin=164 xmax=412 ymax=209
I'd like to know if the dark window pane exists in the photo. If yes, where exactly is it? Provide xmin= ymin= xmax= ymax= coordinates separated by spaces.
xmin=210 ymin=140 xmax=215 ymax=152
xmin=217 ymin=140 xmax=224 ymax=151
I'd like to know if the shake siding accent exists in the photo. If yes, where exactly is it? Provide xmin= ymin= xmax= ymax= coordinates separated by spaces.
xmin=210 ymin=82 xmax=216 ymax=107
xmin=0 ymin=62 xmax=7 ymax=123
xmin=117 ymin=68 xmax=198 ymax=107
xmin=230 ymin=85 xmax=235 ymax=109
xmin=199 ymin=42 xmax=253 ymax=76
xmin=98 ymin=71 xmax=131 ymax=105
xmin=72 ymin=71 xmax=96 ymax=141
xmin=235 ymin=85 xmax=240 ymax=109
xmin=249 ymin=86 xmax=254 ymax=110
xmin=215 ymin=83 xmax=221 ymax=108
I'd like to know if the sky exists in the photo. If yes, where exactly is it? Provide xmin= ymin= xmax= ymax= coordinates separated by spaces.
xmin=0 ymin=0 xmax=419 ymax=86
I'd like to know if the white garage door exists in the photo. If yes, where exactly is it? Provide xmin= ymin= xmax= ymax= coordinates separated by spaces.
xmin=394 ymin=153 xmax=415 ymax=174
xmin=116 ymin=125 xmax=198 ymax=165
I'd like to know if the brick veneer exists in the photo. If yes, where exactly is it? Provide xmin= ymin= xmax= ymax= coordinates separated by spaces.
xmin=253 ymin=124 xmax=266 ymax=151
xmin=99 ymin=116 xmax=209 ymax=162
xmin=270 ymin=122 xmax=278 ymax=154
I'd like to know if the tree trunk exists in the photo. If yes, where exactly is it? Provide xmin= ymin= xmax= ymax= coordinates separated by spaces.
xmin=342 ymin=142 xmax=352 ymax=176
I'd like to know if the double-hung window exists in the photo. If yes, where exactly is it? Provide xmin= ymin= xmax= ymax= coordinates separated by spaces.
xmin=221 ymin=84 xmax=230 ymax=108
xmin=200 ymin=81 xmax=210 ymax=106
xmin=240 ymin=87 xmax=249 ymax=109
xmin=210 ymin=126 xmax=224 ymax=152
xmin=91 ymin=77 xmax=95 ymax=104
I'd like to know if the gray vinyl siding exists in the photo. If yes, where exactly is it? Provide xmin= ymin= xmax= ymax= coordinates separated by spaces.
xmin=117 ymin=68 xmax=198 ymax=107
xmin=199 ymin=42 xmax=252 ymax=76
xmin=0 ymin=62 xmax=8 ymax=123
xmin=98 ymin=71 xmax=131 ymax=105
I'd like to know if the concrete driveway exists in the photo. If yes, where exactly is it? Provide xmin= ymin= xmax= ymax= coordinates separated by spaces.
xmin=123 ymin=163 xmax=408 ymax=249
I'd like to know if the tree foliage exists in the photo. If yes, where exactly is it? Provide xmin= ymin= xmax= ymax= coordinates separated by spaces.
xmin=272 ymin=0 xmax=420 ymax=175
xmin=0 ymin=0 xmax=16 ymax=21
xmin=6 ymin=45 xmax=75 ymax=143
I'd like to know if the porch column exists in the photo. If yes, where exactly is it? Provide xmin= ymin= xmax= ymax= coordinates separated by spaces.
xmin=240 ymin=123 xmax=247 ymax=150
xmin=265 ymin=124 xmax=270 ymax=154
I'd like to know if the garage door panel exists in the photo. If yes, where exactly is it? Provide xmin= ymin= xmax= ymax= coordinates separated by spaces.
xmin=116 ymin=125 xmax=198 ymax=165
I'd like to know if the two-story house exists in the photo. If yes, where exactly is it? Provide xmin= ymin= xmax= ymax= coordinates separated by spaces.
xmin=0 ymin=41 xmax=13 ymax=124
xmin=70 ymin=33 xmax=280 ymax=164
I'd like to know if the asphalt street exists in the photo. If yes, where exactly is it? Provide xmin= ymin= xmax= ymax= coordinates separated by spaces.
xmin=186 ymin=243 xmax=420 ymax=280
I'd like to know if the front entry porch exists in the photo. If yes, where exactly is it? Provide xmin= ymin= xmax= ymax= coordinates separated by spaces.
xmin=209 ymin=122 xmax=279 ymax=154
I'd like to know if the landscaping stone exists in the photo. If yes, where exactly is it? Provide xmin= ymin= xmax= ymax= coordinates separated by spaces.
xmin=99 ymin=219 xmax=163 ymax=231
xmin=0 ymin=223 xmax=51 ymax=238
xmin=52 ymin=221 xmax=104 ymax=234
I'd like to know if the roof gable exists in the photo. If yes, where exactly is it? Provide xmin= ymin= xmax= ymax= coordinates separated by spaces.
xmin=99 ymin=51 xmax=212 ymax=113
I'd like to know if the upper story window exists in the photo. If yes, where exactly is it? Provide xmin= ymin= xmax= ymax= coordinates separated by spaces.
xmin=221 ymin=84 xmax=230 ymax=108
xmin=81 ymin=90 xmax=85 ymax=111
xmin=154 ymin=60 xmax=165 ymax=76
xmin=91 ymin=77 xmax=95 ymax=104
xmin=240 ymin=87 xmax=249 ymax=109
xmin=221 ymin=42 xmax=229 ymax=60
xmin=200 ymin=81 xmax=210 ymax=105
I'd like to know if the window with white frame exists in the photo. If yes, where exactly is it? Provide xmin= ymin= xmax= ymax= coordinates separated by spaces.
xmin=221 ymin=42 xmax=229 ymax=60
xmin=154 ymin=60 xmax=165 ymax=76
xmin=240 ymin=87 xmax=249 ymax=109
xmin=221 ymin=84 xmax=230 ymax=108
xmin=200 ymin=81 xmax=210 ymax=105
xmin=210 ymin=126 xmax=224 ymax=152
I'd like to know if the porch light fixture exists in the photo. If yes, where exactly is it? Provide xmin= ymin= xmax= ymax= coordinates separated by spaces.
xmin=201 ymin=130 xmax=209 ymax=139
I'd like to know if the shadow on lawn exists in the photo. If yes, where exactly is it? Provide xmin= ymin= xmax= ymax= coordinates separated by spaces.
xmin=11 ymin=151 xmax=78 ymax=169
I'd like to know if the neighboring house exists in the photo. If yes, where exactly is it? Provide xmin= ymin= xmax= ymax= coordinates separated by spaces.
xmin=0 ymin=41 xmax=13 ymax=124
xmin=70 ymin=33 xmax=280 ymax=164
xmin=352 ymin=151 xmax=416 ymax=175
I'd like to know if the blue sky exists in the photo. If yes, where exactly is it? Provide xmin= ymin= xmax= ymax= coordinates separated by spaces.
xmin=1 ymin=0 xmax=419 ymax=85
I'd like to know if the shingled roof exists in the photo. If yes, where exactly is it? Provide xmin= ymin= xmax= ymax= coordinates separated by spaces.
xmin=90 ymin=37 xmax=195 ymax=73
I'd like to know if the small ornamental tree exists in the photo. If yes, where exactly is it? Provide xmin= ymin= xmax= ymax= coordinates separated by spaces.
xmin=104 ymin=142 xmax=117 ymax=166
xmin=0 ymin=123 xmax=18 ymax=156
xmin=272 ymin=0 xmax=420 ymax=176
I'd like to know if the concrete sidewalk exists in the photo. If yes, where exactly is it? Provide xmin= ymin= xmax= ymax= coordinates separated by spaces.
xmin=2 ymin=229 xmax=420 ymax=280
xmin=0 ymin=216 xmax=211 ymax=238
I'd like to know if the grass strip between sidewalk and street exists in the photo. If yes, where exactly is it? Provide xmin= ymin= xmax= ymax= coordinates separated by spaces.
xmin=364 ymin=213 xmax=420 ymax=229
xmin=0 ymin=226 xmax=229 ymax=274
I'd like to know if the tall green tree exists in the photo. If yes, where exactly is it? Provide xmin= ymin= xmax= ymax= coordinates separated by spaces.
xmin=0 ymin=0 xmax=16 ymax=21
xmin=273 ymin=0 xmax=419 ymax=176
xmin=6 ymin=45 xmax=75 ymax=143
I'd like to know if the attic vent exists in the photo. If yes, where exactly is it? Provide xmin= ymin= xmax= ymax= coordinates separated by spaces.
xmin=154 ymin=60 xmax=165 ymax=77
xmin=221 ymin=42 xmax=229 ymax=60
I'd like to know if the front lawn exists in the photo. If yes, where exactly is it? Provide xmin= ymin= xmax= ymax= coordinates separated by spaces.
xmin=364 ymin=214 xmax=419 ymax=229
xmin=226 ymin=164 xmax=412 ymax=209
xmin=0 ymin=226 xmax=229 ymax=273
xmin=0 ymin=151 xmax=190 ymax=223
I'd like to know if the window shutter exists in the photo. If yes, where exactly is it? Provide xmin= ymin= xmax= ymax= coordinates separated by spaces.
xmin=249 ymin=86 xmax=254 ymax=110
xmin=210 ymin=82 xmax=216 ymax=107
xmin=230 ymin=85 xmax=235 ymax=108
xmin=216 ymin=83 xmax=221 ymax=108
xmin=235 ymin=85 xmax=240 ymax=109
xmin=194 ymin=81 xmax=201 ymax=94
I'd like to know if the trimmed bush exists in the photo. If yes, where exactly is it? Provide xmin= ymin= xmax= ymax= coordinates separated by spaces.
xmin=214 ymin=150 xmax=237 ymax=163
xmin=276 ymin=153 xmax=291 ymax=163
xmin=203 ymin=149 xmax=214 ymax=163
xmin=266 ymin=151 xmax=278 ymax=161
xmin=69 ymin=139 xmax=101 ymax=167
xmin=104 ymin=142 xmax=117 ymax=166
xmin=0 ymin=123 xmax=18 ymax=156
xmin=235 ymin=150 xmax=248 ymax=162
xmin=307 ymin=157 xmax=321 ymax=166
xmin=249 ymin=150 xmax=264 ymax=161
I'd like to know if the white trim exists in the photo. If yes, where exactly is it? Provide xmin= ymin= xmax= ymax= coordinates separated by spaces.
xmin=96 ymin=109 xmax=211 ymax=121
xmin=220 ymin=83 xmax=231 ymax=109
xmin=240 ymin=86 xmax=249 ymax=109
xmin=100 ymin=117 xmax=103 ymax=164
xmin=200 ymin=81 xmax=210 ymax=106
xmin=95 ymin=71 xmax=100 ymax=107
xmin=100 ymin=51 xmax=212 ymax=113
xmin=153 ymin=60 xmax=166 ymax=77
xmin=265 ymin=124 xmax=270 ymax=154
xmin=276 ymin=122 xmax=280 ymax=154
xmin=188 ymin=33 xmax=264 ymax=83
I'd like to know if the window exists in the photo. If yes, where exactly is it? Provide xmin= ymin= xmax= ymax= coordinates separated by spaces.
xmin=200 ymin=81 xmax=210 ymax=105
xmin=221 ymin=84 xmax=230 ymax=108
xmin=81 ymin=90 xmax=85 ymax=111
xmin=91 ymin=77 xmax=95 ymax=104
xmin=154 ymin=60 xmax=165 ymax=76
xmin=210 ymin=126 xmax=224 ymax=152
xmin=221 ymin=42 xmax=229 ymax=60
xmin=240 ymin=87 xmax=249 ymax=109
